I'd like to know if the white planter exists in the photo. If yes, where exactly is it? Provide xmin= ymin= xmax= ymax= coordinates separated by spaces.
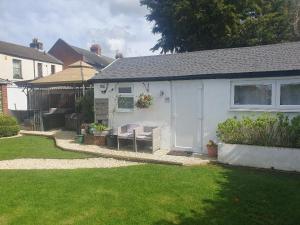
xmin=218 ymin=143 xmax=300 ymax=172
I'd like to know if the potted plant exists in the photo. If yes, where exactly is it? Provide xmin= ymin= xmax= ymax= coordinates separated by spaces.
xmin=136 ymin=94 xmax=153 ymax=108
xmin=207 ymin=140 xmax=218 ymax=157
xmin=93 ymin=123 xmax=110 ymax=136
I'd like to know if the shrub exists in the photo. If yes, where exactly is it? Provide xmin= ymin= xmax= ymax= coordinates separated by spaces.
xmin=217 ymin=113 xmax=300 ymax=148
xmin=75 ymin=89 xmax=94 ymax=123
xmin=0 ymin=114 xmax=20 ymax=137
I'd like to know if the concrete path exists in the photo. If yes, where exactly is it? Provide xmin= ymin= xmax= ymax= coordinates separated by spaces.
xmin=0 ymin=158 xmax=140 ymax=170
xmin=20 ymin=130 xmax=212 ymax=166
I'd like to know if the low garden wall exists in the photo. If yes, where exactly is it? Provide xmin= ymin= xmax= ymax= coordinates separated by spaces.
xmin=218 ymin=143 xmax=300 ymax=172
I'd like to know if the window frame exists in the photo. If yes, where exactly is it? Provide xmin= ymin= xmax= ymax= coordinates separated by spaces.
xmin=277 ymin=79 xmax=300 ymax=110
xmin=116 ymin=83 xmax=134 ymax=112
xmin=37 ymin=63 xmax=43 ymax=77
xmin=230 ymin=80 xmax=276 ymax=109
xmin=51 ymin=65 xmax=55 ymax=74
xmin=12 ymin=59 xmax=22 ymax=79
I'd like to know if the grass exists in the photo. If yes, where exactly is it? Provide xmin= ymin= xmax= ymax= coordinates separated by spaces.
xmin=0 ymin=164 xmax=299 ymax=225
xmin=0 ymin=135 xmax=92 ymax=160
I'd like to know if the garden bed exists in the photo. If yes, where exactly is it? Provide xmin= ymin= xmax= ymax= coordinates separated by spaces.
xmin=218 ymin=143 xmax=300 ymax=172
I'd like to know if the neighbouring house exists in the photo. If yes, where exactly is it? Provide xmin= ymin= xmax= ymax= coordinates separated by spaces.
xmin=0 ymin=39 xmax=63 ymax=111
xmin=48 ymin=38 xmax=114 ymax=69
xmin=0 ymin=78 xmax=9 ymax=114
xmin=91 ymin=41 xmax=300 ymax=154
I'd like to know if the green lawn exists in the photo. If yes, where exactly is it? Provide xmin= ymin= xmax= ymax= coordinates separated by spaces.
xmin=0 ymin=164 xmax=299 ymax=225
xmin=0 ymin=136 xmax=91 ymax=160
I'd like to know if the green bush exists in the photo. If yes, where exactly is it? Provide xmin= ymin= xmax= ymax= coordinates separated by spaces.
xmin=0 ymin=114 xmax=20 ymax=137
xmin=217 ymin=113 xmax=300 ymax=148
xmin=75 ymin=89 xmax=94 ymax=123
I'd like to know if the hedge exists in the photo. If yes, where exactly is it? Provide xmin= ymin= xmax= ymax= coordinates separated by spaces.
xmin=217 ymin=113 xmax=300 ymax=148
xmin=0 ymin=114 xmax=20 ymax=137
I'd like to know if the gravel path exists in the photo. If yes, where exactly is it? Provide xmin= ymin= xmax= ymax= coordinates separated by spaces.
xmin=0 ymin=158 xmax=140 ymax=170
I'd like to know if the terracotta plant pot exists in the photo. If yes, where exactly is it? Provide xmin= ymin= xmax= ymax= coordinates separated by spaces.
xmin=207 ymin=146 xmax=218 ymax=158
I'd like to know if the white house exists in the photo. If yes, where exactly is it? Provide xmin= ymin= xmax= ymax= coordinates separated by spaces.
xmin=0 ymin=40 xmax=63 ymax=111
xmin=91 ymin=42 xmax=300 ymax=154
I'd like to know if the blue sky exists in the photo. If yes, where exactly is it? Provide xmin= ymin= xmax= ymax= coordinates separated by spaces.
xmin=0 ymin=0 xmax=159 ymax=58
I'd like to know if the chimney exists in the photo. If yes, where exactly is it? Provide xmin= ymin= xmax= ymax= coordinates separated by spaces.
xmin=90 ymin=44 xmax=101 ymax=55
xmin=115 ymin=51 xmax=124 ymax=59
xmin=29 ymin=38 xmax=43 ymax=50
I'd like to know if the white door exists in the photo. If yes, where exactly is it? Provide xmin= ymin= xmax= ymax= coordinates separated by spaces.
xmin=171 ymin=80 xmax=202 ymax=152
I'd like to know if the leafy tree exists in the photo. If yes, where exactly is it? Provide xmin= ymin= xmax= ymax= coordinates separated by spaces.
xmin=140 ymin=0 xmax=300 ymax=53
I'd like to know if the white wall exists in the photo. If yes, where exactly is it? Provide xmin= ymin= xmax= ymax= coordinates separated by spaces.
xmin=219 ymin=143 xmax=300 ymax=172
xmin=95 ymin=81 xmax=172 ymax=149
xmin=94 ymin=76 xmax=300 ymax=153
xmin=0 ymin=53 xmax=63 ymax=110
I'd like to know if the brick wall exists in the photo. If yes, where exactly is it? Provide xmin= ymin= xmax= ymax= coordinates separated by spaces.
xmin=0 ymin=84 xmax=8 ymax=114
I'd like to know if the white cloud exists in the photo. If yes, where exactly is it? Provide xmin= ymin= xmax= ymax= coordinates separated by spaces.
xmin=0 ymin=0 xmax=159 ymax=58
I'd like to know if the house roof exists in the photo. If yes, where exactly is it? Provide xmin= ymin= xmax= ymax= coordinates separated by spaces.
xmin=49 ymin=38 xmax=114 ymax=69
xmin=0 ymin=40 xmax=63 ymax=65
xmin=70 ymin=45 xmax=114 ymax=68
xmin=30 ymin=61 xmax=97 ymax=87
xmin=91 ymin=41 xmax=300 ymax=82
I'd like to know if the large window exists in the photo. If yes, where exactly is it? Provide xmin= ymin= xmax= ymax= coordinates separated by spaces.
xmin=117 ymin=84 xmax=134 ymax=111
xmin=13 ymin=59 xmax=22 ymax=79
xmin=280 ymin=83 xmax=300 ymax=106
xmin=234 ymin=84 xmax=272 ymax=105
xmin=231 ymin=79 xmax=300 ymax=110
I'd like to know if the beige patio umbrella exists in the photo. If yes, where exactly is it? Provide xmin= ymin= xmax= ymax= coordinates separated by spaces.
xmin=30 ymin=61 xmax=97 ymax=86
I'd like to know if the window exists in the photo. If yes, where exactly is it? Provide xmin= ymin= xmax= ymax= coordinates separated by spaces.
xmin=13 ymin=59 xmax=22 ymax=79
xmin=117 ymin=84 xmax=134 ymax=111
xmin=51 ymin=65 xmax=55 ymax=74
xmin=37 ymin=63 xmax=43 ymax=77
xmin=231 ymin=79 xmax=300 ymax=111
xmin=280 ymin=82 xmax=300 ymax=106
xmin=234 ymin=84 xmax=272 ymax=105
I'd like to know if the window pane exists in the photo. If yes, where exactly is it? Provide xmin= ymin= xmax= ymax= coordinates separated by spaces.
xmin=280 ymin=83 xmax=300 ymax=105
xmin=38 ymin=63 xmax=43 ymax=77
xmin=118 ymin=96 xmax=134 ymax=109
xmin=13 ymin=59 xmax=22 ymax=79
xmin=234 ymin=84 xmax=272 ymax=105
xmin=118 ymin=87 xmax=132 ymax=94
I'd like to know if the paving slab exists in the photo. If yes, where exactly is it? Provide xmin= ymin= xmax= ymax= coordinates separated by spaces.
xmin=20 ymin=130 xmax=212 ymax=166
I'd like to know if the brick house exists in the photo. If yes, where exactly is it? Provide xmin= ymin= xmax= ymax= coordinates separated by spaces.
xmin=48 ymin=39 xmax=114 ymax=70
xmin=0 ymin=78 xmax=8 ymax=114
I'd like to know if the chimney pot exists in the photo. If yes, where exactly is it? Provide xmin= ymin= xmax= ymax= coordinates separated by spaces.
xmin=90 ymin=44 xmax=101 ymax=55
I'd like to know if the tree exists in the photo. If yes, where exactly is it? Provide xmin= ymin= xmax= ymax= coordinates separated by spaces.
xmin=140 ymin=0 xmax=300 ymax=53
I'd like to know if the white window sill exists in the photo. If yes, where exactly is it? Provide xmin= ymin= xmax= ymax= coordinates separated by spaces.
xmin=116 ymin=109 xmax=134 ymax=113
xmin=229 ymin=108 xmax=300 ymax=113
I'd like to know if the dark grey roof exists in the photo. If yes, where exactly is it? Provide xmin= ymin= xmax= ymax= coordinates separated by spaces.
xmin=92 ymin=41 xmax=300 ymax=82
xmin=70 ymin=45 xmax=114 ymax=69
xmin=0 ymin=40 xmax=62 ymax=64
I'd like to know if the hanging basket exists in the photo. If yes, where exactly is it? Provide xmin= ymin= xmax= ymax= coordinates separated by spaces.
xmin=135 ymin=94 xmax=153 ymax=108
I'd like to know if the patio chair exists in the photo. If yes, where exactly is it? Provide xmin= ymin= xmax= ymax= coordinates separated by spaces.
xmin=134 ymin=126 xmax=161 ymax=153
xmin=117 ymin=124 xmax=140 ymax=151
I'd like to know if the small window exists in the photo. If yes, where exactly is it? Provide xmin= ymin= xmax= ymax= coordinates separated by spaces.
xmin=13 ymin=59 xmax=22 ymax=79
xmin=37 ymin=63 xmax=43 ymax=77
xmin=118 ymin=86 xmax=132 ymax=93
xmin=117 ymin=84 xmax=134 ymax=111
xmin=280 ymin=83 xmax=300 ymax=105
xmin=118 ymin=97 xmax=134 ymax=109
xmin=51 ymin=65 xmax=55 ymax=74
xmin=234 ymin=84 xmax=272 ymax=105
